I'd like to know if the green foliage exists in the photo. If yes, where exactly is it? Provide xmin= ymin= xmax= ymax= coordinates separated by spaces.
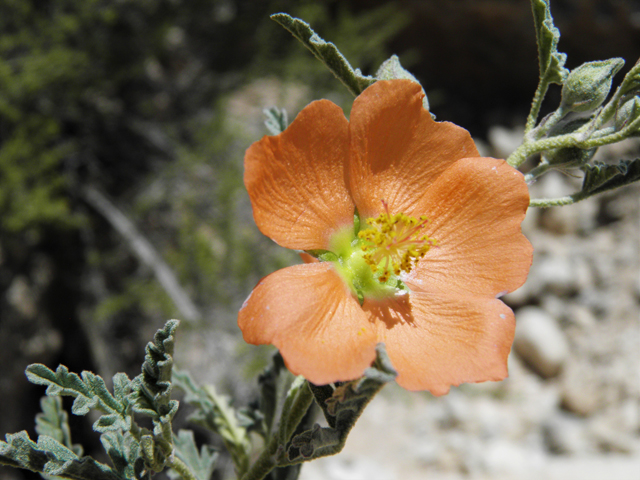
xmin=0 ymin=320 xmax=198 ymax=480
xmin=173 ymin=369 xmax=251 ymax=477
xmin=286 ymin=344 xmax=397 ymax=463
xmin=170 ymin=430 xmax=218 ymax=480
xmin=580 ymin=160 xmax=640 ymax=198
xmin=26 ymin=365 xmax=133 ymax=433
xmin=0 ymin=431 xmax=121 ymax=480
xmin=35 ymin=396 xmax=83 ymax=457
xmin=271 ymin=13 xmax=375 ymax=97
xmin=507 ymin=0 xmax=640 ymax=206
xmin=531 ymin=0 xmax=568 ymax=86
xmin=264 ymin=107 xmax=289 ymax=136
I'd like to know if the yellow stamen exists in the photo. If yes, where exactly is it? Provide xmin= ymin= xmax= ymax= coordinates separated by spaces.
xmin=357 ymin=200 xmax=436 ymax=283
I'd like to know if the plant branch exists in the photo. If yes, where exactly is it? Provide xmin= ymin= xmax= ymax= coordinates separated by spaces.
xmin=81 ymin=186 xmax=201 ymax=323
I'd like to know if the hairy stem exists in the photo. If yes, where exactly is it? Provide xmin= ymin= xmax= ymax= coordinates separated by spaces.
xmin=525 ymin=78 xmax=550 ymax=135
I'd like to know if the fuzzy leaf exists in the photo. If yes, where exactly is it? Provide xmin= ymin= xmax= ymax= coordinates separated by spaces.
xmin=287 ymin=343 xmax=397 ymax=462
xmin=257 ymin=352 xmax=287 ymax=438
xmin=376 ymin=55 xmax=431 ymax=112
xmin=581 ymin=159 xmax=640 ymax=196
xmin=271 ymin=13 xmax=375 ymax=96
xmin=0 ymin=431 xmax=121 ymax=480
xmin=173 ymin=369 xmax=250 ymax=476
xmin=264 ymin=107 xmax=288 ymax=135
xmin=129 ymin=319 xmax=178 ymax=419
xmin=25 ymin=364 xmax=131 ymax=433
xmin=170 ymin=430 xmax=218 ymax=480
xmin=531 ymin=0 xmax=568 ymax=84
xmin=35 ymin=396 xmax=83 ymax=458
xmin=100 ymin=431 xmax=145 ymax=480
xmin=619 ymin=58 xmax=640 ymax=96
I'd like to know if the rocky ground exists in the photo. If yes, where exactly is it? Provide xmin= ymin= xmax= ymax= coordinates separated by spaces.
xmin=299 ymin=133 xmax=640 ymax=480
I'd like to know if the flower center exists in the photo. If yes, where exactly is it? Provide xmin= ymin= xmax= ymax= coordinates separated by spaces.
xmin=327 ymin=201 xmax=436 ymax=302
xmin=357 ymin=200 xmax=436 ymax=283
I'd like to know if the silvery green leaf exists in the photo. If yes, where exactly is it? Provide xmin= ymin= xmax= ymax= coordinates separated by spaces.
xmin=0 ymin=431 xmax=120 ymax=480
xmin=287 ymin=343 xmax=396 ymax=463
xmin=169 ymin=430 xmax=218 ymax=480
xmin=264 ymin=107 xmax=288 ymax=135
xmin=271 ymin=13 xmax=375 ymax=96
xmin=376 ymin=55 xmax=431 ymax=113
xmin=581 ymin=159 xmax=640 ymax=195
xmin=25 ymin=364 xmax=131 ymax=432
xmin=615 ymin=96 xmax=640 ymax=131
xmin=619 ymin=58 xmax=640 ymax=96
xmin=531 ymin=0 xmax=568 ymax=84
xmin=35 ymin=396 xmax=83 ymax=458
xmin=173 ymin=369 xmax=250 ymax=476
xmin=129 ymin=319 xmax=179 ymax=445
xmin=100 ymin=430 xmax=142 ymax=480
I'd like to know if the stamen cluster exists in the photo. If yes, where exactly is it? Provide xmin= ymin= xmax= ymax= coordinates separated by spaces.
xmin=357 ymin=201 xmax=436 ymax=283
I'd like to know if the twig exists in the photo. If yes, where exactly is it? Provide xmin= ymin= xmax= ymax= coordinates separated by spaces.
xmin=82 ymin=185 xmax=201 ymax=323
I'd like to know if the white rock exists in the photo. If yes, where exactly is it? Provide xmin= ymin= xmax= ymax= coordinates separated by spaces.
xmin=544 ymin=412 xmax=594 ymax=454
xmin=514 ymin=306 xmax=569 ymax=378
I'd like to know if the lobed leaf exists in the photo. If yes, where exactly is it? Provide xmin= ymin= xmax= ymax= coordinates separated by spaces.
xmin=0 ymin=431 xmax=121 ymax=480
xmin=263 ymin=107 xmax=288 ymax=136
xmin=270 ymin=13 xmax=375 ymax=96
xmin=170 ymin=430 xmax=218 ymax=480
xmin=35 ymin=396 xmax=83 ymax=457
xmin=129 ymin=319 xmax=179 ymax=420
xmin=100 ymin=431 xmax=145 ymax=480
xmin=25 ymin=364 xmax=132 ymax=433
xmin=286 ymin=343 xmax=397 ymax=463
xmin=173 ymin=369 xmax=250 ymax=476
xmin=581 ymin=159 xmax=640 ymax=196
xmin=531 ymin=0 xmax=568 ymax=84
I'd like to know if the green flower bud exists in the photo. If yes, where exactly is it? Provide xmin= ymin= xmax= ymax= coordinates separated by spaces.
xmin=561 ymin=58 xmax=625 ymax=112
xmin=544 ymin=146 xmax=596 ymax=167
xmin=615 ymin=96 xmax=640 ymax=133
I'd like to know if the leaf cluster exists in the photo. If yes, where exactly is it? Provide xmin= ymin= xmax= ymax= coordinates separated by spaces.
xmin=0 ymin=320 xmax=216 ymax=480
xmin=505 ymin=0 xmax=640 ymax=207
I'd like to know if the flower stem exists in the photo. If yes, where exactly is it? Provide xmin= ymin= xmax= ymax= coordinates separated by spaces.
xmin=524 ymin=162 xmax=553 ymax=183
xmin=241 ymin=380 xmax=314 ymax=480
xmin=525 ymin=78 xmax=550 ymax=135
xmin=529 ymin=191 xmax=588 ymax=207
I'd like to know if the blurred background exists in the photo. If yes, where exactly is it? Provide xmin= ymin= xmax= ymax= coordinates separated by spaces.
xmin=0 ymin=1 xmax=638 ymax=479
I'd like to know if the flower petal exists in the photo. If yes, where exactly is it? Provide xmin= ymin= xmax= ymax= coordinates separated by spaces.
xmin=365 ymin=291 xmax=515 ymax=394
xmin=348 ymin=80 xmax=479 ymax=219
xmin=407 ymin=157 xmax=532 ymax=297
xmin=238 ymin=262 xmax=377 ymax=385
xmin=244 ymin=100 xmax=354 ymax=250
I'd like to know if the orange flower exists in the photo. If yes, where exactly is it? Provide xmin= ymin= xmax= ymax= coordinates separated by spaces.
xmin=240 ymin=80 xmax=532 ymax=394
